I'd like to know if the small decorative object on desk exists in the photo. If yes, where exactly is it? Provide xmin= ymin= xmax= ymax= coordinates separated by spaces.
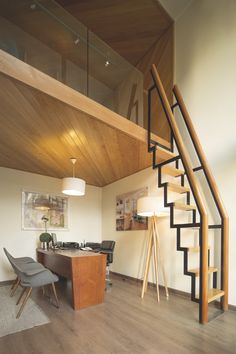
xmin=39 ymin=215 xmax=52 ymax=249
xmin=51 ymin=233 xmax=57 ymax=248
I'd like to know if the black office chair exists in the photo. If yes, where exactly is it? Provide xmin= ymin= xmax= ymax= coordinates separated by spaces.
xmin=85 ymin=242 xmax=101 ymax=251
xmin=100 ymin=240 xmax=115 ymax=286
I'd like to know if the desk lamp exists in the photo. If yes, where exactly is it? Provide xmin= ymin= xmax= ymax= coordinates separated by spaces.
xmin=137 ymin=196 xmax=169 ymax=301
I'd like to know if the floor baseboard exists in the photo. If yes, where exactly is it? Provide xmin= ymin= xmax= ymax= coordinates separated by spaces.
xmin=111 ymin=271 xmax=191 ymax=299
xmin=229 ymin=304 xmax=236 ymax=311
xmin=111 ymin=271 xmax=236 ymax=311
xmin=0 ymin=280 xmax=14 ymax=286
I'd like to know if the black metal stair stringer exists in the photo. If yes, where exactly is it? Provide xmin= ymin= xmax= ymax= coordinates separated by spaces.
xmin=148 ymin=74 xmax=226 ymax=312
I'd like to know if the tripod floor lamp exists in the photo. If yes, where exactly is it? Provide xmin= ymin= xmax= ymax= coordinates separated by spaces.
xmin=137 ymin=196 xmax=169 ymax=301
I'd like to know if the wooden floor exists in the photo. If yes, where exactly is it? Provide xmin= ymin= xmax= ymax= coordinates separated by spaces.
xmin=0 ymin=275 xmax=235 ymax=354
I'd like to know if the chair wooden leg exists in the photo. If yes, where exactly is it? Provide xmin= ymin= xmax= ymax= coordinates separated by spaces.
xmin=51 ymin=283 xmax=59 ymax=308
xmin=10 ymin=277 xmax=20 ymax=297
xmin=16 ymin=287 xmax=27 ymax=305
xmin=16 ymin=287 xmax=32 ymax=319
xmin=11 ymin=277 xmax=18 ymax=290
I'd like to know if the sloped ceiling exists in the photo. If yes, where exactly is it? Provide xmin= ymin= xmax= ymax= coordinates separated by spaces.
xmin=57 ymin=0 xmax=173 ymax=66
xmin=158 ymin=0 xmax=193 ymax=20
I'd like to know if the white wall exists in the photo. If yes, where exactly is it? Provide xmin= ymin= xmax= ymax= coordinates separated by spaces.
xmin=102 ymin=0 xmax=236 ymax=306
xmin=102 ymin=167 xmax=193 ymax=292
xmin=175 ymin=0 xmax=236 ymax=305
xmin=1 ymin=0 xmax=235 ymax=308
xmin=0 ymin=167 xmax=102 ymax=281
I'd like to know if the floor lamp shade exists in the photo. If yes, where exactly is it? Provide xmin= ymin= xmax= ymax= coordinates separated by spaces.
xmin=137 ymin=196 xmax=169 ymax=217
xmin=62 ymin=177 xmax=86 ymax=196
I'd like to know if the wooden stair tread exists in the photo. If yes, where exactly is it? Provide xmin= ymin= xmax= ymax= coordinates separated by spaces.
xmin=187 ymin=246 xmax=210 ymax=252
xmin=156 ymin=146 xmax=176 ymax=162
xmin=196 ymin=289 xmax=225 ymax=303
xmin=189 ymin=267 xmax=218 ymax=276
xmin=208 ymin=289 xmax=225 ymax=303
xmin=179 ymin=224 xmax=221 ymax=229
xmin=162 ymin=165 xmax=184 ymax=177
xmin=173 ymin=202 xmax=196 ymax=211
xmin=167 ymin=182 xmax=190 ymax=193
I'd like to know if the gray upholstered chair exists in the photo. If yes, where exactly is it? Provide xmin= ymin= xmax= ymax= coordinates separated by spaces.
xmin=3 ymin=248 xmax=59 ymax=318
xmin=3 ymin=248 xmax=39 ymax=296
xmin=15 ymin=264 xmax=59 ymax=318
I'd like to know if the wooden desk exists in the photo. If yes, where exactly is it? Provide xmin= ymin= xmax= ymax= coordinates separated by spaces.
xmin=37 ymin=249 xmax=106 ymax=310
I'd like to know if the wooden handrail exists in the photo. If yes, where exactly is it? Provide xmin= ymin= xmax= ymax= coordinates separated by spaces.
xmin=151 ymin=64 xmax=209 ymax=323
xmin=173 ymin=85 xmax=229 ymax=310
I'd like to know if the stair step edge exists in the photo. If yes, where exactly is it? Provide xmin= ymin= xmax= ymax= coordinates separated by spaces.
xmin=187 ymin=246 xmax=210 ymax=252
xmin=174 ymin=224 xmax=221 ymax=229
xmin=188 ymin=267 xmax=218 ymax=276
xmin=167 ymin=182 xmax=190 ymax=193
xmin=173 ymin=202 xmax=196 ymax=211
xmin=156 ymin=145 xmax=176 ymax=158
xmin=196 ymin=289 xmax=225 ymax=303
xmin=208 ymin=289 xmax=225 ymax=303
xmin=162 ymin=165 xmax=185 ymax=177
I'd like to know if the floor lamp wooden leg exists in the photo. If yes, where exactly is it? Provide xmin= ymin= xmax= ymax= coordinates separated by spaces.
xmin=141 ymin=224 xmax=153 ymax=299
xmin=153 ymin=217 xmax=169 ymax=298
xmin=153 ymin=220 xmax=160 ymax=302
xmin=161 ymin=264 xmax=169 ymax=298
xmin=144 ymin=220 xmax=155 ymax=293
xmin=144 ymin=235 xmax=153 ymax=293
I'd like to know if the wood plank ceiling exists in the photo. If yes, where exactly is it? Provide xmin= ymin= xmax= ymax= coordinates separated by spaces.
xmin=0 ymin=1 xmax=173 ymax=186
xmin=0 ymin=72 xmax=154 ymax=187
xmin=57 ymin=0 xmax=173 ymax=66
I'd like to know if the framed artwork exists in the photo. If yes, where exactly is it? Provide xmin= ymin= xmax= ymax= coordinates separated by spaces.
xmin=116 ymin=187 xmax=148 ymax=231
xmin=22 ymin=191 xmax=68 ymax=231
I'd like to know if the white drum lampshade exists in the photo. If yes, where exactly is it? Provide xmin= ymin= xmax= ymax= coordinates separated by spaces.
xmin=62 ymin=158 xmax=86 ymax=196
xmin=62 ymin=177 xmax=85 ymax=196
xmin=137 ymin=196 xmax=169 ymax=217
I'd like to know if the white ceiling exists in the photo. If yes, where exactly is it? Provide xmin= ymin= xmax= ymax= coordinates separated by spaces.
xmin=158 ymin=0 xmax=193 ymax=20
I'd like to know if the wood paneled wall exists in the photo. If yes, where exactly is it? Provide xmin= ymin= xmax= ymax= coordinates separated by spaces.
xmin=137 ymin=25 xmax=174 ymax=143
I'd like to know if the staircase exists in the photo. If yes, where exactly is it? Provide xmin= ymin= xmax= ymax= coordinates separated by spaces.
xmin=148 ymin=64 xmax=229 ymax=324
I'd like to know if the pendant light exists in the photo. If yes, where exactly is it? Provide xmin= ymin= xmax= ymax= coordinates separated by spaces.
xmin=62 ymin=158 xmax=86 ymax=196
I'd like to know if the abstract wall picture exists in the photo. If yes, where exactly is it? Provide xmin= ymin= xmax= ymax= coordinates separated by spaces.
xmin=22 ymin=191 xmax=68 ymax=230
xmin=116 ymin=187 xmax=148 ymax=231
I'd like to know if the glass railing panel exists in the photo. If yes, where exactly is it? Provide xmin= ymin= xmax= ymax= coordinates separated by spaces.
xmin=0 ymin=0 xmax=144 ymax=127
xmin=0 ymin=0 xmax=88 ymax=95
xmin=0 ymin=15 xmax=62 ymax=81
xmin=150 ymin=87 xmax=172 ymax=143
xmin=30 ymin=0 xmax=88 ymax=94
xmin=88 ymin=30 xmax=143 ymax=125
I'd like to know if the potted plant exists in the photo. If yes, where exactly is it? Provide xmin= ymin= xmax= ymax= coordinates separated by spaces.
xmin=39 ymin=216 xmax=52 ymax=249
xmin=39 ymin=232 xmax=52 ymax=250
